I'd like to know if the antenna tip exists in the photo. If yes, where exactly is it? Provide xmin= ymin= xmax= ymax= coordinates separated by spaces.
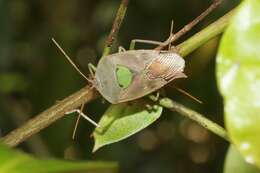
xmin=51 ymin=37 xmax=57 ymax=43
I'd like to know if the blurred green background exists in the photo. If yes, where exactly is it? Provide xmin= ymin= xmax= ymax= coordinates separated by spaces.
xmin=0 ymin=0 xmax=240 ymax=173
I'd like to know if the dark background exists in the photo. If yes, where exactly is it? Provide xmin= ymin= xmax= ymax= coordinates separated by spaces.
xmin=0 ymin=0 xmax=240 ymax=173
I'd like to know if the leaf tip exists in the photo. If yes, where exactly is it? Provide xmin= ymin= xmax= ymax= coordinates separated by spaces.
xmin=92 ymin=142 xmax=102 ymax=153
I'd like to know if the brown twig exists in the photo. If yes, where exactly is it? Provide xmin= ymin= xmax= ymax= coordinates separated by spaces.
xmin=1 ymin=86 xmax=99 ymax=147
xmin=156 ymin=0 xmax=223 ymax=50
xmin=1 ymin=7 xmax=235 ymax=148
xmin=176 ymin=8 xmax=235 ymax=57
xmin=159 ymin=98 xmax=229 ymax=141
xmin=4 ymin=97 xmax=51 ymax=156
xmin=102 ymin=0 xmax=129 ymax=56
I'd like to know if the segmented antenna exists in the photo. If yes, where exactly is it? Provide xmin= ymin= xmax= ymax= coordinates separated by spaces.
xmin=52 ymin=38 xmax=98 ymax=139
xmin=168 ymin=20 xmax=174 ymax=50
xmin=52 ymin=38 xmax=91 ymax=82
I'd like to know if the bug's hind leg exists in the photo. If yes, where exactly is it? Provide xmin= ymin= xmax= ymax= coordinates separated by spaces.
xmin=71 ymin=104 xmax=84 ymax=139
xmin=129 ymin=20 xmax=176 ymax=51
xmin=66 ymin=108 xmax=100 ymax=128
xmin=129 ymin=39 xmax=164 ymax=50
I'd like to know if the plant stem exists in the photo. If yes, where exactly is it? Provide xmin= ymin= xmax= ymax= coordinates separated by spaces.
xmin=1 ymin=86 xmax=99 ymax=147
xmin=1 ymin=6 xmax=235 ymax=147
xmin=159 ymin=98 xmax=229 ymax=141
xmin=102 ymin=0 xmax=129 ymax=56
xmin=177 ymin=8 xmax=236 ymax=57
xmin=156 ymin=0 xmax=223 ymax=50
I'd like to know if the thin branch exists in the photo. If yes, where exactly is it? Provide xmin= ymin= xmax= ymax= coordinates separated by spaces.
xmin=5 ymin=97 xmax=51 ymax=156
xmin=159 ymin=98 xmax=229 ymax=141
xmin=1 ymin=6 xmax=235 ymax=147
xmin=1 ymin=86 xmax=99 ymax=147
xmin=177 ymin=8 xmax=236 ymax=57
xmin=156 ymin=0 xmax=223 ymax=50
xmin=102 ymin=0 xmax=129 ymax=56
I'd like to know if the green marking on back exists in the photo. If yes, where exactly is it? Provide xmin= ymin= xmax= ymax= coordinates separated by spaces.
xmin=116 ymin=65 xmax=133 ymax=89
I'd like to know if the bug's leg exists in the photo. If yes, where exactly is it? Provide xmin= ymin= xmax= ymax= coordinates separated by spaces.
xmin=66 ymin=108 xmax=100 ymax=128
xmin=71 ymin=104 xmax=84 ymax=139
xmin=147 ymin=92 xmax=161 ymax=112
xmin=145 ymin=104 xmax=153 ymax=111
xmin=145 ymin=103 xmax=160 ymax=113
xmin=129 ymin=20 xmax=175 ymax=50
xmin=129 ymin=39 xmax=164 ymax=50
xmin=148 ymin=91 xmax=160 ymax=102
xmin=88 ymin=63 xmax=97 ymax=77
xmin=118 ymin=46 xmax=126 ymax=52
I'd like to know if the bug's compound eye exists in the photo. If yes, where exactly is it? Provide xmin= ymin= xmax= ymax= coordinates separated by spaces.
xmin=116 ymin=65 xmax=133 ymax=89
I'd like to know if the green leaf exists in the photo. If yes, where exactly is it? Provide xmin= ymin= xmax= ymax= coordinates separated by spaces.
xmin=224 ymin=146 xmax=260 ymax=173
xmin=0 ymin=143 xmax=117 ymax=173
xmin=93 ymin=100 xmax=163 ymax=152
xmin=217 ymin=0 xmax=260 ymax=167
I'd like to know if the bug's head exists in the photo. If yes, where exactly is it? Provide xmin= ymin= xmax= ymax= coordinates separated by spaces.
xmin=89 ymin=75 xmax=99 ymax=89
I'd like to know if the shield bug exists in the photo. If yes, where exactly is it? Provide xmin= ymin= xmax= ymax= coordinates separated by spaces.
xmin=53 ymin=39 xmax=186 ymax=105
xmin=93 ymin=49 xmax=186 ymax=104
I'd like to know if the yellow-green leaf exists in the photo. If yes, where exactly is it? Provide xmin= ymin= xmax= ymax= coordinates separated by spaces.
xmin=224 ymin=146 xmax=260 ymax=173
xmin=217 ymin=0 xmax=260 ymax=168
xmin=0 ymin=143 xmax=117 ymax=173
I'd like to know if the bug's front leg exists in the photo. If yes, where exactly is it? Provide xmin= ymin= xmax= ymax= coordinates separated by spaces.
xmin=88 ymin=63 xmax=97 ymax=77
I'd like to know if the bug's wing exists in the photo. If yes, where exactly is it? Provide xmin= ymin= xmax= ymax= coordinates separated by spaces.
xmin=118 ymin=52 xmax=186 ymax=103
xmin=94 ymin=50 xmax=157 ymax=104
